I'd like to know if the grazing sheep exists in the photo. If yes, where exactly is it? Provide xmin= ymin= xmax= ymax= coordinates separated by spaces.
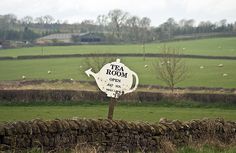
xmin=70 ymin=78 xmax=74 ymax=81
xmin=223 ymin=73 xmax=228 ymax=77
xmin=48 ymin=70 xmax=51 ymax=74
xmin=144 ymin=64 xmax=148 ymax=68
xmin=200 ymin=66 xmax=204 ymax=69
xmin=22 ymin=75 xmax=26 ymax=79
xmin=218 ymin=64 xmax=223 ymax=67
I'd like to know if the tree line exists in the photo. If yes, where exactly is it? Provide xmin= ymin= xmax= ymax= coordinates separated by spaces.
xmin=0 ymin=9 xmax=236 ymax=43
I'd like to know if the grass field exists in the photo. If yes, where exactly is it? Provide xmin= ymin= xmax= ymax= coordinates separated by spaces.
xmin=0 ymin=37 xmax=236 ymax=57
xmin=0 ymin=37 xmax=235 ymax=153
xmin=0 ymin=104 xmax=235 ymax=122
xmin=0 ymin=57 xmax=235 ymax=88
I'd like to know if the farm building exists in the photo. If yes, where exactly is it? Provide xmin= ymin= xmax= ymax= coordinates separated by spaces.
xmin=0 ymin=40 xmax=30 ymax=49
xmin=79 ymin=32 xmax=103 ymax=43
xmin=35 ymin=32 xmax=104 ymax=45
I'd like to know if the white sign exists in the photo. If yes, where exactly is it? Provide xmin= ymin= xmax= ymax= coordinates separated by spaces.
xmin=85 ymin=59 xmax=139 ymax=98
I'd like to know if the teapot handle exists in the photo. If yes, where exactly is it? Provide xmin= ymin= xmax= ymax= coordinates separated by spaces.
xmin=124 ymin=71 xmax=139 ymax=94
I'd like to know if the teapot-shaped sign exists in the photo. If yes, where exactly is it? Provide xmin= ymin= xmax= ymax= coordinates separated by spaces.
xmin=85 ymin=59 xmax=139 ymax=98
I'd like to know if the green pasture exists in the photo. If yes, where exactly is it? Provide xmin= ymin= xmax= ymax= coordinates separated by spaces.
xmin=0 ymin=37 xmax=236 ymax=57
xmin=0 ymin=104 xmax=235 ymax=122
xmin=0 ymin=57 xmax=235 ymax=88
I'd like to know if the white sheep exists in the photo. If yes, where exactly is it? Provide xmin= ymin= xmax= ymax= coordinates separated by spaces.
xmin=144 ymin=65 xmax=148 ymax=68
xmin=223 ymin=73 xmax=228 ymax=77
xmin=22 ymin=75 xmax=26 ymax=79
xmin=200 ymin=66 xmax=204 ymax=69
xmin=218 ymin=64 xmax=223 ymax=67
xmin=48 ymin=70 xmax=51 ymax=74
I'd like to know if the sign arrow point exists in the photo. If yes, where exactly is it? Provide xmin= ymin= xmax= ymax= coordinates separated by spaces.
xmin=85 ymin=68 xmax=93 ymax=77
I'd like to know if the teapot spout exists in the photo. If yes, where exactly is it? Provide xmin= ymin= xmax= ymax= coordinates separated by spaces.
xmin=85 ymin=68 xmax=96 ymax=78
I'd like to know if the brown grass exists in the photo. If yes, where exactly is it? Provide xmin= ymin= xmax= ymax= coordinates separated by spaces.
xmin=159 ymin=139 xmax=177 ymax=153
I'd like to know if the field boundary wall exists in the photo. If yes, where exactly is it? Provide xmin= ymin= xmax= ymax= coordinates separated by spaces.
xmin=0 ymin=89 xmax=235 ymax=103
xmin=0 ymin=53 xmax=236 ymax=60
xmin=0 ymin=118 xmax=235 ymax=152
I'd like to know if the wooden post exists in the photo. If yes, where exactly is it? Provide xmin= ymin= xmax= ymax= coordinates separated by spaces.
xmin=107 ymin=98 xmax=117 ymax=120
xmin=41 ymin=46 xmax=44 ymax=56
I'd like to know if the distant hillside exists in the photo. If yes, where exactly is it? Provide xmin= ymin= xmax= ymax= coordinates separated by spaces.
xmin=1 ymin=12 xmax=236 ymax=45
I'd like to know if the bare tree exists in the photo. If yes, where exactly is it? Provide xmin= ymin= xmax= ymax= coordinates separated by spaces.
xmin=139 ymin=17 xmax=151 ymax=60
xmin=21 ymin=16 xmax=34 ymax=25
xmin=35 ymin=16 xmax=44 ymax=25
xmin=1 ymin=14 xmax=17 ymax=29
xmin=108 ymin=9 xmax=128 ymax=40
xmin=80 ymin=19 xmax=96 ymax=33
xmin=125 ymin=16 xmax=140 ymax=41
xmin=153 ymin=46 xmax=188 ymax=92
xmin=233 ymin=22 xmax=236 ymax=32
xmin=43 ymin=15 xmax=55 ymax=24
xmin=96 ymin=14 xmax=108 ymax=32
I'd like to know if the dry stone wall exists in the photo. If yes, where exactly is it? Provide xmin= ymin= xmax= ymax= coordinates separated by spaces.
xmin=1 ymin=53 xmax=236 ymax=60
xmin=0 ymin=118 xmax=235 ymax=152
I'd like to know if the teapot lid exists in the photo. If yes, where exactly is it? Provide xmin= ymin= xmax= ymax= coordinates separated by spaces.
xmin=116 ymin=59 xmax=121 ymax=63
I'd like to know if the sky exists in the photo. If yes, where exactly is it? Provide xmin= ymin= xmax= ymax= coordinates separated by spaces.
xmin=0 ymin=0 xmax=236 ymax=26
